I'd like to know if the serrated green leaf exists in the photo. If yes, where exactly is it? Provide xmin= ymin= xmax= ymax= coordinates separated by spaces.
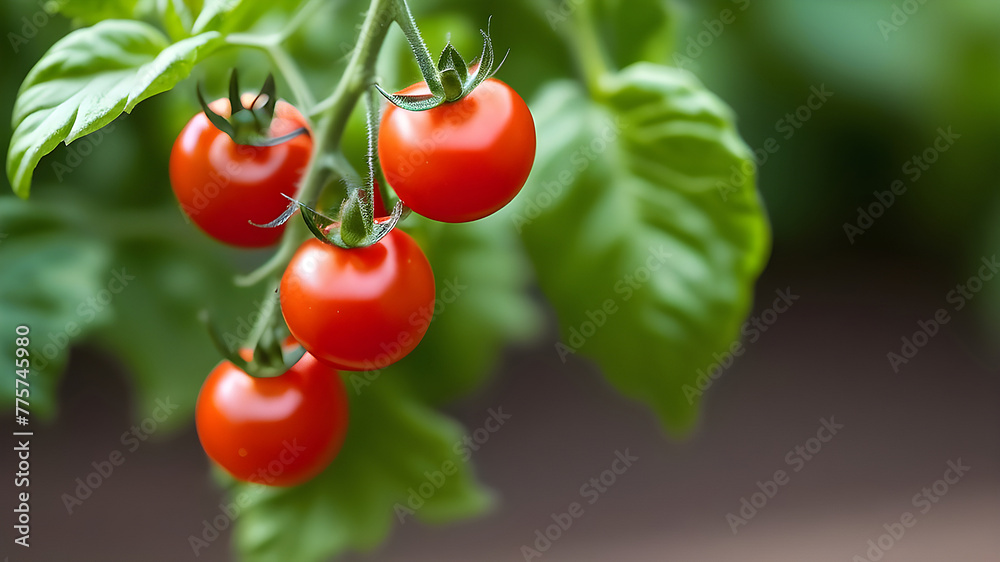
xmin=7 ymin=20 xmax=223 ymax=198
xmin=233 ymin=379 xmax=493 ymax=562
xmin=518 ymin=63 xmax=770 ymax=434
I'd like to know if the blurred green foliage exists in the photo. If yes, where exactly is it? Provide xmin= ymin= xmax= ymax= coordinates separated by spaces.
xmin=672 ymin=0 xmax=1000 ymax=356
xmin=676 ymin=0 xmax=1000 ymax=259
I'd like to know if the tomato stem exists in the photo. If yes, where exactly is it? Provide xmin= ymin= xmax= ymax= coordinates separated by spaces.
xmin=392 ymin=0 xmax=446 ymax=98
xmin=224 ymin=35 xmax=317 ymax=113
xmin=236 ymin=0 xmax=397 ymax=290
xmin=365 ymin=87 xmax=380 ymax=199
xmin=277 ymin=0 xmax=328 ymax=43
xmin=235 ymin=0 xmax=396 ymax=366
xmin=244 ymin=277 xmax=281 ymax=351
xmin=266 ymin=44 xmax=317 ymax=111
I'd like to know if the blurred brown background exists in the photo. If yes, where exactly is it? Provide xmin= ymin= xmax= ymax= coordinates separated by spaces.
xmin=7 ymin=257 xmax=1000 ymax=560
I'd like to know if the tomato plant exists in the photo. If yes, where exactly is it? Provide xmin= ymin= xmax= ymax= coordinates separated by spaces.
xmin=2 ymin=0 xmax=771 ymax=559
xmin=196 ymin=350 xmax=349 ymax=487
xmin=379 ymin=78 xmax=536 ymax=223
xmin=280 ymin=229 xmax=435 ymax=371
xmin=170 ymin=92 xmax=312 ymax=247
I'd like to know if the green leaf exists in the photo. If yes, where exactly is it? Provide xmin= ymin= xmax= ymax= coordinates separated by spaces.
xmin=7 ymin=20 xmax=223 ymax=198
xmin=594 ymin=0 xmax=675 ymax=68
xmin=159 ymin=0 xmax=204 ymax=40
xmin=94 ymin=237 xmax=256 ymax=431
xmin=191 ymin=0 xmax=282 ymax=34
xmin=517 ymin=63 xmax=770 ymax=434
xmin=0 ymin=191 xmax=254 ymax=428
xmin=233 ymin=379 xmax=493 ymax=562
xmin=56 ymin=0 xmax=141 ymax=25
xmin=372 ymin=218 xmax=542 ymax=405
xmin=0 ymin=197 xmax=112 ymax=418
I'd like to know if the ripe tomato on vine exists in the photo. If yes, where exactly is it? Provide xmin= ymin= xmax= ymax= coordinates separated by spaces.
xmin=379 ymin=78 xmax=535 ymax=223
xmin=196 ymin=350 xmax=349 ymax=487
xmin=170 ymin=87 xmax=312 ymax=248
xmin=280 ymin=229 xmax=435 ymax=371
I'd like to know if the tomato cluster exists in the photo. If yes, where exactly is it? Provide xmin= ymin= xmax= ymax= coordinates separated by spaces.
xmin=174 ymin=72 xmax=534 ymax=487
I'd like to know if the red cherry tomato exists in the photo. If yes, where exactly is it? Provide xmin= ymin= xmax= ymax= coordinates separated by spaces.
xmin=280 ymin=229 xmax=435 ymax=371
xmin=170 ymin=94 xmax=312 ymax=247
xmin=195 ymin=351 xmax=348 ymax=487
xmin=378 ymin=78 xmax=535 ymax=223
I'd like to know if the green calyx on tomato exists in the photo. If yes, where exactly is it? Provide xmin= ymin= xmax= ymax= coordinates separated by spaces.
xmin=252 ymin=182 xmax=406 ymax=250
xmin=280 ymin=230 xmax=436 ymax=372
xmin=170 ymin=87 xmax=313 ymax=248
xmin=291 ymin=188 xmax=404 ymax=244
xmin=257 ymin=89 xmax=409 ymax=250
xmin=379 ymin=77 xmax=536 ymax=223
xmin=198 ymin=70 xmax=309 ymax=147
xmin=201 ymin=309 xmax=304 ymax=379
xmin=376 ymin=22 xmax=507 ymax=111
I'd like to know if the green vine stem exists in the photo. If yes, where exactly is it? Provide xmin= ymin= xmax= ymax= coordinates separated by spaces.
xmin=230 ymin=0 xmax=404 ymax=367
xmin=277 ymin=0 xmax=328 ymax=42
xmin=237 ymin=0 xmax=397 ymax=286
xmin=266 ymin=44 xmax=317 ymax=110
xmin=223 ymin=0 xmax=341 ymax=117
xmin=391 ymin=0 xmax=445 ymax=97
xmin=567 ymin=0 xmax=612 ymax=98
xmin=369 ymin=86 xmax=394 ymax=213
xmin=365 ymin=88 xmax=378 ymax=197
xmin=224 ymin=34 xmax=317 ymax=114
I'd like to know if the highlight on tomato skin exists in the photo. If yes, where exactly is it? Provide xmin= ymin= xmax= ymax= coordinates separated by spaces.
xmin=378 ymin=78 xmax=536 ymax=223
xmin=279 ymin=229 xmax=436 ymax=372
xmin=169 ymin=94 xmax=313 ymax=248
xmin=195 ymin=350 xmax=349 ymax=487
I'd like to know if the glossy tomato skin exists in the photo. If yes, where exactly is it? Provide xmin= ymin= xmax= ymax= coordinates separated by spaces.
xmin=195 ymin=351 xmax=348 ymax=487
xmin=170 ymin=95 xmax=312 ymax=247
xmin=280 ymin=230 xmax=435 ymax=371
xmin=378 ymin=78 xmax=535 ymax=223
